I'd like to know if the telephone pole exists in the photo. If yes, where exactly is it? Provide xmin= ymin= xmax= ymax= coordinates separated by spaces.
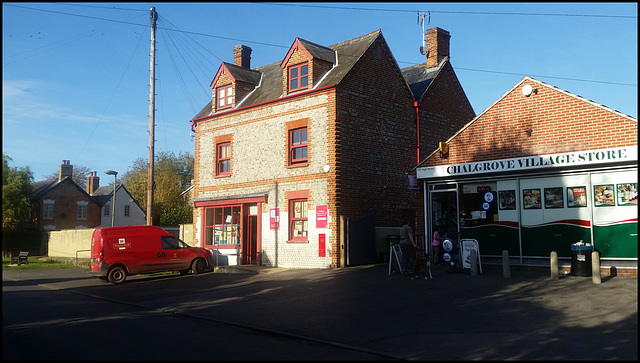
xmin=147 ymin=7 xmax=157 ymax=225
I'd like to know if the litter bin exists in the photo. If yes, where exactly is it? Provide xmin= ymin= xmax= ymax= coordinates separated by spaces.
xmin=570 ymin=243 xmax=593 ymax=276
xmin=386 ymin=235 xmax=400 ymax=246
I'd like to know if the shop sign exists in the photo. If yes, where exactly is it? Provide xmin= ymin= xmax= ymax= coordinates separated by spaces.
xmin=316 ymin=205 xmax=328 ymax=228
xmin=270 ymin=208 xmax=279 ymax=230
xmin=417 ymin=146 xmax=637 ymax=179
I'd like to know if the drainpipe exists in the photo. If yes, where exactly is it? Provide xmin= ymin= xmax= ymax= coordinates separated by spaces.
xmin=414 ymin=101 xmax=420 ymax=164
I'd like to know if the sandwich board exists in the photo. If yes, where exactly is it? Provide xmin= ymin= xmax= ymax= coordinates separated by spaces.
xmin=388 ymin=244 xmax=404 ymax=276
xmin=460 ymin=239 xmax=482 ymax=273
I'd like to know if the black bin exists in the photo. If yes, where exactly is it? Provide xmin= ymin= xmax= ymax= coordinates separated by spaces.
xmin=570 ymin=243 xmax=593 ymax=277
xmin=386 ymin=235 xmax=400 ymax=246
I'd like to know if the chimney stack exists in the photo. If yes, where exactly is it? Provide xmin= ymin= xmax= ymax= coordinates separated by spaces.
xmin=233 ymin=45 xmax=252 ymax=68
xmin=58 ymin=160 xmax=73 ymax=181
xmin=86 ymin=171 xmax=100 ymax=195
xmin=426 ymin=27 xmax=450 ymax=68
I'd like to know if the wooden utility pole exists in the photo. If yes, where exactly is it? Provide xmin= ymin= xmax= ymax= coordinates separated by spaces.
xmin=147 ymin=7 xmax=157 ymax=225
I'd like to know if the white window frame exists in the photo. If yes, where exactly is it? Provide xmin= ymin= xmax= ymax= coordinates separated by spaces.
xmin=43 ymin=200 xmax=54 ymax=220
xmin=77 ymin=201 xmax=88 ymax=220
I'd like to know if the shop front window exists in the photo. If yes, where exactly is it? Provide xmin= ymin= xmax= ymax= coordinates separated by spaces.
xmin=204 ymin=205 xmax=241 ymax=247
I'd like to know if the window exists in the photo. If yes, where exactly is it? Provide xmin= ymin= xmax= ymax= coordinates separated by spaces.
xmin=124 ymin=205 xmax=130 ymax=217
xmin=161 ymin=235 xmax=188 ymax=250
xmin=216 ymin=142 xmax=231 ymax=175
xmin=104 ymin=204 xmax=110 ymax=216
xmin=77 ymin=201 xmax=88 ymax=220
xmin=289 ymin=199 xmax=308 ymax=241
xmin=203 ymin=206 xmax=241 ymax=247
xmin=43 ymin=200 xmax=54 ymax=220
xmin=289 ymin=127 xmax=308 ymax=164
xmin=217 ymin=85 xmax=233 ymax=109
xmin=288 ymin=63 xmax=308 ymax=91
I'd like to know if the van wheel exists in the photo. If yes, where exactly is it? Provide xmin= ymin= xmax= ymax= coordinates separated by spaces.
xmin=191 ymin=258 xmax=206 ymax=274
xmin=108 ymin=266 xmax=127 ymax=284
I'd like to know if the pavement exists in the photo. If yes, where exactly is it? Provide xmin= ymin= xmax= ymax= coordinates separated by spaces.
xmin=3 ymin=260 xmax=638 ymax=360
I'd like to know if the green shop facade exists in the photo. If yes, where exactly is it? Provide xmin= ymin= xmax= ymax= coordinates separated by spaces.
xmin=415 ymin=78 xmax=637 ymax=274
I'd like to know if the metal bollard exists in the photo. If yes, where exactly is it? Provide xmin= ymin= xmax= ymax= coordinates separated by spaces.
xmin=502 ymin=250 xmax=511 ymax=278
xmin=470 ymin=249 xmax=478 ymax=276
xmin=592 ymin=251 xmax=601 ymax=284
xmin=550 ymin=251 xmax=559 ymax=280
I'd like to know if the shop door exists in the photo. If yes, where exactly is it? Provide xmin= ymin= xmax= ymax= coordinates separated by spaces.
xmin=242 ymin=215 xmax=258 ymax=265
xmin=427 ymin=187 xmax=459 ymax=255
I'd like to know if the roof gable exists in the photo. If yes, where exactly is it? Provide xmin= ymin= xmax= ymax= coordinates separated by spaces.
xmin=280 ymin=38 xmax=336 ymax=69
xmin=31 ymin=177 xmax=91 ymax=202
xmin=417 ymin=76 xmax=638 ymax=166
xmin=193 ymin=29 xmax=383 ymax=120
xmin=210 ymin=62 xmax=261 ymax=89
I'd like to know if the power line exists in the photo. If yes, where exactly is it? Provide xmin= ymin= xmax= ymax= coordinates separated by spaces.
xmin=5 ymin=3 xmax=636 ymax=88
xmin=437 ymin=66 xmax=637 ymax=87
xmin=262 ymin=2 xmax=637 ymax=19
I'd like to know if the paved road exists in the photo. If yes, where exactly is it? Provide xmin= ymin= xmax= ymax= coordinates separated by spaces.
xmin=3 ymin=263 xmax=637 ymax=360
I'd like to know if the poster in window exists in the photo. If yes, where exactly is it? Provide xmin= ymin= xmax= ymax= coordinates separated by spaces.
xmin=522 ymin=189 xmax=541 ymax=209
xmin=567 ymin=187 xmax=587 ymax=208
xmin=594 ymin=185 xmax=615 ymax=207
xmin=544 ymin=187 xmax=564 ymax=208
xmin=617 ymin=183 xmax=638 ymax=206
xmin=498 ymin=190 xmax=516 ymax=210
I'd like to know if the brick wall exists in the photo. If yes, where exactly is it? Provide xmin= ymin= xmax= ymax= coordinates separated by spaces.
xmin=36 ymin=179 xmax=101 ymax=231
xmin=421 ymin=79 xmax=638 ymax=168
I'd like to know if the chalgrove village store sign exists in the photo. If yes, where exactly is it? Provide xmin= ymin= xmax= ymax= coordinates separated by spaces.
xmin=417 ymin=146 xmax=637 ymax=179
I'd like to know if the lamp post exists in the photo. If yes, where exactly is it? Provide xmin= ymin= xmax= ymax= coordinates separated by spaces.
xmin=104 ymin=170 xmax=118 ymax=227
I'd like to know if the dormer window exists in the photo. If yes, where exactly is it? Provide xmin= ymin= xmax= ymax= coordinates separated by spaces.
xmin=217 ymin=85 xmax=233 ymax=109
xmin=288 ymin=63 xmax=308 ymax=92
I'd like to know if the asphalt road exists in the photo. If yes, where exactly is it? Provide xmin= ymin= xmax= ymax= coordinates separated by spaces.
xmin=3 ymin=263 xmax=637 ymax=360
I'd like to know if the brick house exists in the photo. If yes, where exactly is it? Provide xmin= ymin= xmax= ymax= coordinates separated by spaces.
xmin=30 ymin=161 xmax=146 ymax=231
xmin=190 ymin=28 xmax=475 ymax=268
xmin=415 ymin=76 xmax=637 ymax=275
xmin=30 ymin=160 xmax=101 ymax=231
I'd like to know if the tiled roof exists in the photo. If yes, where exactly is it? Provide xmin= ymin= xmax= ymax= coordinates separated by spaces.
xmin=193 ymin=30 xmax=382 ymax=120
xmin=193 ymin=29 xmax=446 ymax=119
xmin=400 ymin=57 xmax=447 ymax=102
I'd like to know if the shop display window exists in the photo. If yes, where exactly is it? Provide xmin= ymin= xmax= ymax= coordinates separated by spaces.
xmin=544 ymin=187 xmax=564 ymax=209
xmin=594 ymin=185 xmax=615 ymax=207
xmin=567 ymin=187 xmax=587 ymax=208
xmin=498 ymin=190 xmax=516 ymax=210
xmin=616 ymin=183 xmax=638 ymax=206
xmin=522 ymin=189 xmax=541 ymax=209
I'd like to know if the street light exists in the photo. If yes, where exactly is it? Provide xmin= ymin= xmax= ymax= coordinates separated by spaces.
xmin=104 ymin=170 xmax=118 ymax=227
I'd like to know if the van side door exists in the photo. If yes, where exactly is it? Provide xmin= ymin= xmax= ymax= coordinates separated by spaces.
xmin=160 ymin=235 xmax=191 ymax=271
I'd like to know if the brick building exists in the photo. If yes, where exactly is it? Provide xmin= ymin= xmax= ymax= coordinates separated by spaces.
xmin=415 ymin=76 xmax=637 ymax=275
xmin=30 ymin=161 xmax=146 ymax=231
xmin=190 ymin=28 xmax=475 ymax=268
xmin=31 ymin=160 xmax=101 ymax=231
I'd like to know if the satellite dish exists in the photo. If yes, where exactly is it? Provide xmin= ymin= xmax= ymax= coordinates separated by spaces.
xmin=522 ymin=84 xmax=533 ymax=97
xmin=419 ymin=46 xmax=428 ymax=56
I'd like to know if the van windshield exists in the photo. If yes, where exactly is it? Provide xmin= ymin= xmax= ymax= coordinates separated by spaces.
xmin=161 ymin=236 xmax=189 ymax=250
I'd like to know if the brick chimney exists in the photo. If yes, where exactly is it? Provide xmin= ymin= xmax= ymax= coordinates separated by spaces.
xmin=426 ymin=27 xmax=450 ymax=68
xmin=233 ymin=45 xmax=252 ymax=68
xmin=58 ymin=160 xmax=73 ymax=181
xmin=86 ymin=171 xmax=100 ymax=195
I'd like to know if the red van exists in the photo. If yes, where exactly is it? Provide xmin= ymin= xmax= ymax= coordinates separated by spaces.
xmin=90 ymin=225 xmax=214 ymax=284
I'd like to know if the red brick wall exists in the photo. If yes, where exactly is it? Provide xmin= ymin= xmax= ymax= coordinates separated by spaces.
xmin=34 ymin=179 xmax=101 ymax=230
xmin=333 ymin=36 xmax=418 ymax=228
xmin=421 ymin=79 xmax=638 ymax=168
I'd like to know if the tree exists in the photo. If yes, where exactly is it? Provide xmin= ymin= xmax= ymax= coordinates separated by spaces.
xmin=121 ymin=151 xmax=194 ymax=226
xmin=2 ymin=154 xmax=39 ymax=255
xmin=42 ymin=163 xmax=92 ymax=189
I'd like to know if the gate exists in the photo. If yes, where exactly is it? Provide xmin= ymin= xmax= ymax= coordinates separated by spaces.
xmin=343 ymin=214 xmax=376 ymax=266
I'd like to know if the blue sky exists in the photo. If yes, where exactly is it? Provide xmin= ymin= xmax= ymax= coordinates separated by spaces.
xmin=3 ymin=2 xmax=637 ymax=182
